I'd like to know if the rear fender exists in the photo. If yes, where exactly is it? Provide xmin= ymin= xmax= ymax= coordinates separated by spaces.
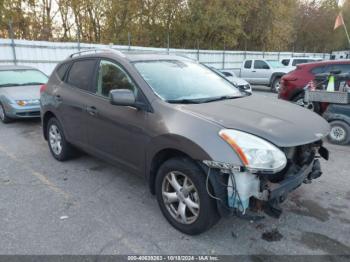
xmin=270 ymin=72 xmax=286 ymax=86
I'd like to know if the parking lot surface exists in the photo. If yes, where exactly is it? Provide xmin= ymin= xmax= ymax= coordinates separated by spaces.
xmin=0 ymin=89 xmax=349 ymax=255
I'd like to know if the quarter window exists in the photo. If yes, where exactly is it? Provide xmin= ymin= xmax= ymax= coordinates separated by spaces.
xmin=311 ymin=66 xmax=325 ymax=74
xmin=96 ymin=60 xmax=137 ymax=97
xmin=56 ymin=62 xmax=70 ymax=81
xmin=67 ymin=59 xmax=96 ymax=91
xmin=281 ymin=59 xmax=290 ymax=66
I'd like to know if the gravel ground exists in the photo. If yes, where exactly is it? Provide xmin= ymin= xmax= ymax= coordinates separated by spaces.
xmin=0 ymin=89 xmax=349 ymax=255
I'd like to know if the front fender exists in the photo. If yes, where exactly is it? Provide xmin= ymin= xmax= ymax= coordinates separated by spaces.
xmin=145 ymin=132 xmax=243 ymax=180
xmin=145 ymin=134 xmax=211 ymax=178
xmin=323 ymin=105 xmax=350 ymax=125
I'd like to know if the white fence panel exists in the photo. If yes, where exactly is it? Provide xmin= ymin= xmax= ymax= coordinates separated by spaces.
xmin=0 ymin=38 xmax=330 ymax=75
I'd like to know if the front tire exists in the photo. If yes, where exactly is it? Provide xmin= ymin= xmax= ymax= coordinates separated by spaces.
xmin=328 ymin=120 xmax=350 ymax=145
xmin=0 ymin=103 xmax=12 ymax=124
xmin=47 ymin=117 xmax=75 ymax=161
xmin=155 ymin=158 xmax=219 ymax=235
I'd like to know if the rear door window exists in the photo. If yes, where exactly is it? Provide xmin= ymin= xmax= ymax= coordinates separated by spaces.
xmin=254 ymin=60 xmax=269 ymax=69
xmin=244 ymin=60 xmax=252 ymax=69
xmin=325 ymin=64 xmax=350 ymax=74
xmin=67 ymin=59 xmax=97 ymax=91
xmin=311 ymin=66 xmax=325 ymax=75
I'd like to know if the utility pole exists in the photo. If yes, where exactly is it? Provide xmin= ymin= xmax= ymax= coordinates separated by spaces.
xmin=8 ymin=20 xmax=17 ymax=65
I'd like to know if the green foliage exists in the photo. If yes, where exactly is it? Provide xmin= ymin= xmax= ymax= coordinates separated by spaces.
xmin=0 ymin=0 xmax=349 ymax=52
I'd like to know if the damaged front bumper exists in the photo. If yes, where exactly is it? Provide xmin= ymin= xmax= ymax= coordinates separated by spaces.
xmin=203 ymin=143 xmax=328 ymax=219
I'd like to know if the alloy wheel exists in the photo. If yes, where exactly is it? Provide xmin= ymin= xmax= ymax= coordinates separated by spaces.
xmin=162 ymin=171 xmax=200 ymax=225
xmin=330 ymin=125 xmax=346 ymax=142
xmin=49 ymin=124 xmax=63 ymax=155
xmin=274 ymin=81 xmax=281 ymax=92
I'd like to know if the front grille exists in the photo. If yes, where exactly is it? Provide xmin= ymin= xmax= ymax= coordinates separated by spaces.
xmin=266 ymin=141 xmax=321 ymax=183
xmin=16 ymin=111 xmax=40 ymax=117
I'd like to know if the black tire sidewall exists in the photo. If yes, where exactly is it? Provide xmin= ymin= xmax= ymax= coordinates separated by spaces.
xmin=155 ymin=158 xmax=219 ymax=235
xmin=46 ymin=117 xmax=72 ymax=161
xmin=0 ymin=103 xmax=11 ymax=124
xmin=328 ymin=121 xmax=350 ymax=145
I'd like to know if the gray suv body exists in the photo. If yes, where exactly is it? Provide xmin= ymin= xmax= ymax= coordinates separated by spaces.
xmin=41 ymin=50 xmax=330 ymax=235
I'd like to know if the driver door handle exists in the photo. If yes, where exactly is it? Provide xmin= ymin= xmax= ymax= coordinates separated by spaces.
xmin=86 ymin=106 xmax=98 ymax=116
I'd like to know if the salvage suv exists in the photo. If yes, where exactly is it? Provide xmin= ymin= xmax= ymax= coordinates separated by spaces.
xmin=41 ymin=50 xmax=330 ymax=235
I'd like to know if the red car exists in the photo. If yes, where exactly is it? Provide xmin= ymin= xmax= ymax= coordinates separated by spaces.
xmin=279 ymin=60 xmax=350 ymax=109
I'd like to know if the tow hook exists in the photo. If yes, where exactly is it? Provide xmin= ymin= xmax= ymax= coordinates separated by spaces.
xmin=308 ymin=159 xmax=322 ymax=180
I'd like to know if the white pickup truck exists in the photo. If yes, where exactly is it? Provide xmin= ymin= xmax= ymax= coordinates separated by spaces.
xmin=280 ymin=57 xmax=322 ymax=69
xmin=237 ymin=59 xmax=292 ymax=92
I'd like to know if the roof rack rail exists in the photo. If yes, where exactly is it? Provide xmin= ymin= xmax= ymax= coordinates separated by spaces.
xmin=68 ymin=48 xmax=125 ymax=58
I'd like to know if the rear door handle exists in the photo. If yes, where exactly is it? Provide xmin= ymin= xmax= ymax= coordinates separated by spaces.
xmin=86 ymin=106 xmax=98 ymax=116
xmin=252 ymin=70 xmax=256 ymax=72
xmin=55 ymin=95 xmax=63 ymax=102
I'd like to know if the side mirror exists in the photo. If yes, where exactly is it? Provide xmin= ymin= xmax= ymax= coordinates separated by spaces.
xmin=109 ymin=89 xmax=136 ymax=107
xmin=262 ymin=65 xmax=270 ymax=69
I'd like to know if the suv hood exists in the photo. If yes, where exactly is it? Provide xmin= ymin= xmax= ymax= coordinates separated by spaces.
xmin=180 ymin=96 xmax=330 ymax=147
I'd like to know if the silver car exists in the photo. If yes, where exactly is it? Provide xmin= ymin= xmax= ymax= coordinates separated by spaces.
xmin=0 ymin=65 xmax=48 ymax=123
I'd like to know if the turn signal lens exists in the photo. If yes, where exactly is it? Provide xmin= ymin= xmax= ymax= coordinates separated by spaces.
xmin=16 ymin=100 xmax=27 ymax=106
xmin=219 ymin=131 xmax=249 ymax=166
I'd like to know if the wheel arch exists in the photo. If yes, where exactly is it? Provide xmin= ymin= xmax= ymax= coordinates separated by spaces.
xmin=325 ymin=114 xmax=350 ymax=126
xmin=42 ymin=111 xmax=57 ymax=140
xmin=269 ymin=72 xmax=285 ymax=86
xmin=148 ymin=147 xmax=206 ymax=195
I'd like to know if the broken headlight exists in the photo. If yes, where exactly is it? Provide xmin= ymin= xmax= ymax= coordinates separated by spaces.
xmin=219 ymin=129 xmax=287 ymax=174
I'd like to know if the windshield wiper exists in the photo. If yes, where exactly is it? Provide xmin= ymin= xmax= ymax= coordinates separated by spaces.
xmin=166 ymin=95 xmax=242 ymax=104
xmin=166 ymin=98 xmax=205 ymax=104
xmin=21 ymin=82 xmax=46 ymax=86
xmin=0 ymin=83 xmax=22 ymax=87
xmin=201 ymin=95 xmax=241 ymax=103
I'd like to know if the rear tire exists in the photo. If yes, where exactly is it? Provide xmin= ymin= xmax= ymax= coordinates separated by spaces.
xmin=155 ymin=157 xmax=220 ymax=235
xmin=47 ymin=117 xmax=75 ymax=161
xmin=328 ymin=120 xmax=350 ymax=145
xmin=0 ymin=103 xmax=12 ymax=124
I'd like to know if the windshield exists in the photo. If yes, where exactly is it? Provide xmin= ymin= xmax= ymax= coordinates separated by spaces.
xmin=133 ymin=60 xmax=241 ymax=103
xmin=267 ymin=60 xmax=284 ymax=68
xmin=0 ymin=69 xmax=48 ymax=87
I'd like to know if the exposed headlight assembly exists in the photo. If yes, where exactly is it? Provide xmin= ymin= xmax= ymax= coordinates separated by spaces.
xmin=16 ymin=99 xmax=40 ymax=106
xmin=219 ymin=129 xmax=287 ymax=174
